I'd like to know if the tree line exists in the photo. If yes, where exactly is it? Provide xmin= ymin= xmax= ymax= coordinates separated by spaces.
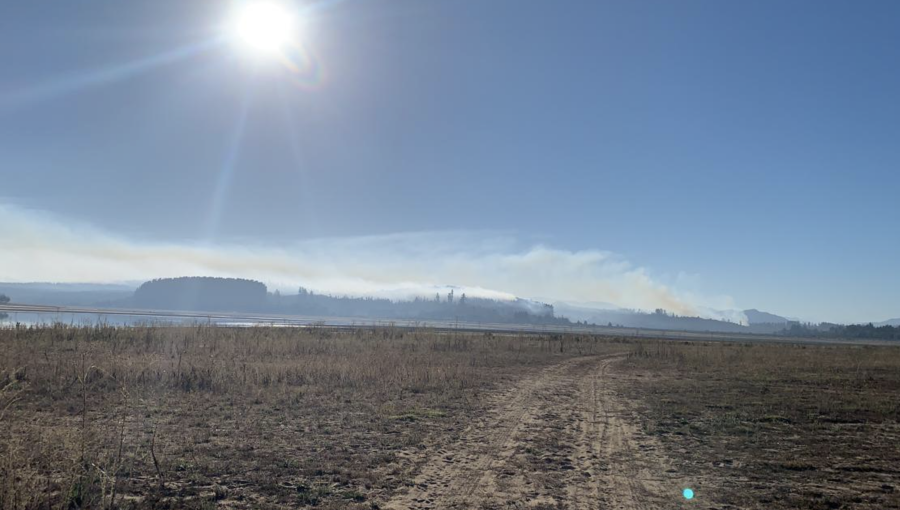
xmin=274 ymin=287 xmax=565 ymax=325
xmin=126 ymin=278 xmax=566 ymax=325
xmin=781 ymin=322 xmax=900 ymax=341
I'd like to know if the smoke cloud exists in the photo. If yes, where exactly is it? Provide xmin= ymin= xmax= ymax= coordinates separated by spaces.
xmin=0 ymin=204 xmax=743 ymax=321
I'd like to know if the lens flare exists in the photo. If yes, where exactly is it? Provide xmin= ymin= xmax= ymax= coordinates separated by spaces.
xmin=279 ymin=42 xmax=325 ymax=90
xmin=683 ymin=488 xmax=695 ymax=500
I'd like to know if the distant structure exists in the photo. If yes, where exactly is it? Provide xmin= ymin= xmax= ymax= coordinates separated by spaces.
xmin=134 ymin=277 xmax=267 ymax=312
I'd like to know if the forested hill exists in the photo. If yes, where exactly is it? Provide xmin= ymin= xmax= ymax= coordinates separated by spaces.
xmin=134 ymin=277 xmax=268 ymax=311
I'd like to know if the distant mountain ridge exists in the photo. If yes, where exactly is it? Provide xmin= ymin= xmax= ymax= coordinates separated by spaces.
xmin=551 ymin=301 xmax=620 ymax=323
xmin=553 ymin=304 xmax=749 ymax=333
xmin=743 ymin=309 xmax=790 ymax=325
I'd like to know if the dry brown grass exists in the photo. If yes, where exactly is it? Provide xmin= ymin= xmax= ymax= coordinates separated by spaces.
xmin=0 ymin=324 xmax=623 ymax=509
xmin=622 ymin=340 xmax=900 ymax=509
xmin=8 ymin=326 xmax=893 ymax=509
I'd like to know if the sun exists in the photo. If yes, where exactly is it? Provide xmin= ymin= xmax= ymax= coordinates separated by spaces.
xmin=232 ymin=2 xmax=296 ymax=54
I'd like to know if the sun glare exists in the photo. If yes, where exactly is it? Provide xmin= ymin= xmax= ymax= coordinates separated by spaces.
xmin=233 ymin=2 xmax=295 ymax=54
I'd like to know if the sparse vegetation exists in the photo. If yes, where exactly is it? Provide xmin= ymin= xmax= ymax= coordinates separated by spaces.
xmin=782 ymin=321 xmax=900 ymax=340
xmin=0 ymin=324 xmax=619 ymax=509
xmin=3 ymin=325 xmax=898 ymax=509
xmin=623 ymin=341 xmax=900 ymax=509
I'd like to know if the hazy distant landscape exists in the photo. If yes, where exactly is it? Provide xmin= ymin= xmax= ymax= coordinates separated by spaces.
xmin=2 ymin=279 xmax=898 ymax=341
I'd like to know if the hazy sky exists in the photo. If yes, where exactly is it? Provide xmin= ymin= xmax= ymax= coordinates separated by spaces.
xmin=1 ymin=0 xmax=898 ymax=323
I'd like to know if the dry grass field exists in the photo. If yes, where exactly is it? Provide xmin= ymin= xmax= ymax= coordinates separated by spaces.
xmin=622 ymin=341 xmax=900 ymax=509
xmin=0 ymin=325 xmax=622 ymax=509
xmin=1 ymin=325 xmax=898 ymax=509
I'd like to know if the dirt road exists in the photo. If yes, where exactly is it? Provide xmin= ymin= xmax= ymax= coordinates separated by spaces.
xmin=385 ymin=355 xmax=698 ymax=510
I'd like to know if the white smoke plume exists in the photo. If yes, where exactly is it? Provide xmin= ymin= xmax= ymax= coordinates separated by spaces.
xmin=0 ymin=203 xmax=743 ymax=322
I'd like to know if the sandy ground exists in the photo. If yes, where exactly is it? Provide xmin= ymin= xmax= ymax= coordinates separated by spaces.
xmin=384 ymin=355 xmax=698 ymax=510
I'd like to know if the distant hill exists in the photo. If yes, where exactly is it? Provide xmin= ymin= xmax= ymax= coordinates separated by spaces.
xmin=554 ymin=305 xmax=749 ymax=333
xmin=876 ymin=318 xmax=900 ymax=327
xmin=555 ymin=305 xmax=804 ymax=334
xmin=134 ymin=277 xmax=268 ymax=312
xmin=552 ymin=301 xmax=620 ymax=323
xmin=743 ymin=309 xmax=789 ymax=325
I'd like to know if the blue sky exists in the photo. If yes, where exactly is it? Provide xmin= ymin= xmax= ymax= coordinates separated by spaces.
xmin=1 ymin=0 xmax=898 ymax=323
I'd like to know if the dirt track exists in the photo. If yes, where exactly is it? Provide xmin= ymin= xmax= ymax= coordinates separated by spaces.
xmin=385 ymin=355 xmax=697 ymax=510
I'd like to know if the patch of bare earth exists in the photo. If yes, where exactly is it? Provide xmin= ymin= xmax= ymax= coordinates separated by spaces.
xmin=385 ymin=355 xmax=697 ymax=510
xmin=620 ymin=341 xmax=900 ymax=510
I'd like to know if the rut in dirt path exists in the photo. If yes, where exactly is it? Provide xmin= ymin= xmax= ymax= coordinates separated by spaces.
xmin=384 ymin=355 xmax=697 ymax=510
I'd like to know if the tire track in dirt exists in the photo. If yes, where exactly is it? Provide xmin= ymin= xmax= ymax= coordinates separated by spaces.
xmin=384 ymin=355 xmax=695 ymax=510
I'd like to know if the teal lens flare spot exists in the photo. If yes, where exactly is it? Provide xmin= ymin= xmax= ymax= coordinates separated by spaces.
xmin=683 ymin=488 xmax=695 ymax=500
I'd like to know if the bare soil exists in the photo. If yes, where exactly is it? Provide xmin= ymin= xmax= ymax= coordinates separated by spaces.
xmin=384 ymin=355 xmax=691 ymax=510
xmin=620 ymin=341 xmax=900 ymax=510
